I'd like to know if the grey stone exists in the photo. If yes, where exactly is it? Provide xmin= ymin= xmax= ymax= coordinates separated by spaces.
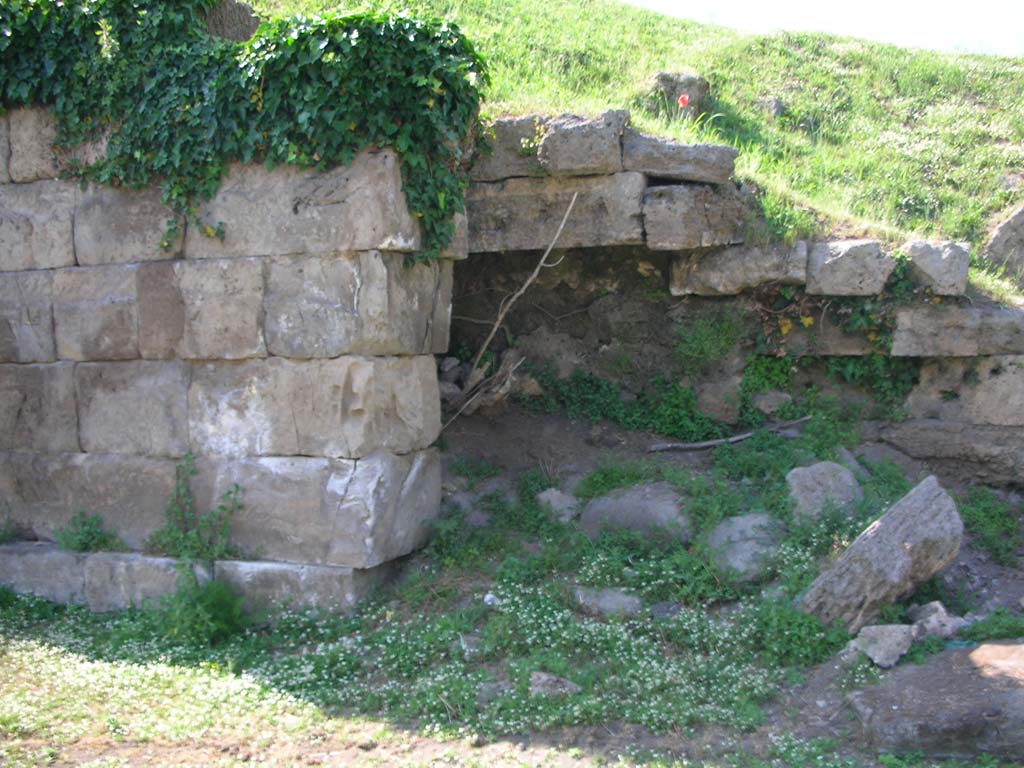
xmin=806 ymin=240 xmax=894 ymax=295
xmin=854 ymin=624 xmax=915 ymax=668
xmin=984 ymin=203 xmax=1024 ymax=284
xmin=909 ymin=601 xmax=968 ymax=640
xmin=903 ymin=240 xmax=970 ymax=295
xmin=0 ymin=542 xmax=87 ymax=605
xmin=84 ymin=553 xmax=210 ymax=612
xmin=0 ymin=363 xmax=78 ymax=452
xmin=536 ymin=110 xmax=628 ymax=177
xmin=580 ymin=481 xmax=691 ymax=543
xmin=786 ymin=461 xmax=863 ymax=522
xmin=264 ymin=251 xmax=451 ymax=358
xmin=0 ymin=270 xmax=55 ymax=362
xmin=188 ymin=356 xmax=439 ymax=459
xmin=75 ymin=184 xmax=183 ymax=265
xmin=204 ymin=0 xmax=260 ymax=40
xmin=0 ymin=179 xmax=77 ymax=271
xmin=214 ymin=559 xmax=392 ymax=613
xmin=623 ymin=131 xmax=736 ymax=183
xmin=641 ymin=72 xmax=710 ymax=116
xmin=573 ymin=586 xmax=643 ymax=618
xmin=706 ymin=513 xmax=786 ymax=583
xmin=7 ymin=107 xmax=106 ymax=183
xmin=650 ymin=601 xmax=684 ymax=620
xmin=75 ymin=361 xmax=190 ymax=456
xmin=836 ymin=446 xmax=869 ymax=482
xmin=891 ymin=305 xmax=1024 ymax=356
xmin=848 ymin=643 xmax=1024 ymax=759
xmin=476 ymin=681 xmax=514 ymax=705
xmin=440 ymin=211 xmax=469 ymax=261
xmin=467 ymin=172 xmax=645 ymax=252
xmin=537 ymin=488 xmax=578 ymax=523
xmin=0 ymin=113 xmax=9 ymax=183
xmin=670 ymin=242 xmax=806 ymax=296
xmin=439 ymin=381 xmax=462 ymax=404
xmin=138 ymin=258 xmax=265 ymax=360
xmin=751 ymin=390 xmax=792 ymax=417
xmin=469 ymin=115 xmax=549 ymax=182
xmin=184 ymin=151 xmax=420 ymax=259
xmin=853 ymin=442 xmax=929 ymax=484
xmin=0 ymin=452 xmax=175 ymax=549
xmin=800 ymin=476 xmax=963 ymax=632
xmin=53 ymin=265 xmax=139 ymax=360
xmin=906 ymin=356 xmax=1024 ymax=426
xmin=529 ymin=671 xmax=581 ymax=697
xmin=642 ymin=184 xmax=747 ymax=251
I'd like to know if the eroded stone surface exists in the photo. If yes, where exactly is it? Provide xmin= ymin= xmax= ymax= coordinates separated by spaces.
xmin=467 ymin=173 xmax=645 ymax=252
xmin=806 ymin=240 xmax=893 ymax=295
xmin=214 ymin=559 xmax=392 ymax=612
xmin=580 ymin=481 xmax=691 ymax=543
xmin=84 ymin=553 xmax=210 ymax=612
xmin=185 ymin=150 xmax=420 ymax=258
xmin=707 ymin=513 xmax=786 ymax=583
xmin=75 ymin=184 xmax=183 ymax=265
xmin=643 ymin=184 xmax=746 ymax=251
xmin=984 ymin=204 xmax=1024 ymax=284
xmin=854 ymin=624 xmax=914 ymax=668
xmin=670 ymin=242 xmax=806 ymax=296
xmin=0 ymin=542 xmax=86 ymax=605
xmin=573 ymin=586 xmax=643 ymax=618
xmin=623 ymin=131 xmax=736 ymax=183
xmin=904 ymin=240 xmax=970 ymax=295
xmin=469 ymin=115 xmax=549 ymax=182
xmin=906 ymin=356 xmax=1024 ymax=426
xmin=0 ymin=180 xmax=77 ymax=271
xmin=7 ymin=108 xmax=104 ymax=183
xmin=0 ymin=270 xmax=55 ymax=362
xmin=53 ymin=265 xmax=139 ymax=360
xmin=0 ymin=363 xmax=78 ymax=452
xmin=188 ymin=356 xmax=439 ymax=459
xmin=786 ymin=461 xmax=863 ymax=522
xmin=536 ymin=110 xmax=628 ymax=177
xmin=892 ymin=305 xmax=1024 ymax=356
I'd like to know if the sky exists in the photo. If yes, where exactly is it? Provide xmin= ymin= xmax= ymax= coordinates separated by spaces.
xmin=622 ymin=0 xmax=1024 ymax=57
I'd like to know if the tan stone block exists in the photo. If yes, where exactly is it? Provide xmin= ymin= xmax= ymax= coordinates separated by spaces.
xmin=439 ymin=211 xmax=469 ymax=261
xmin=188 ymin=356 xmax=440 ymax=459
xmin=0 ymin=270 xmax=56 ymax=362
xmin=906 ymin=356 xmax=1024 ymax=426
xmin=213 ymin=559 xmax=393 ymax=612
xmin=136 ymin=261 xmax=185 ymax=359
xmin=892 ymin=305 xmax=1024 ymax=356
xmin=7 ymin=107 xmax=106 ymax=183
xmin=84 ymin=553 xmax=210 ymax=612
xmin=643 ymin=184 xmax=746 ymax=251
xmin=0 ymin=542 xmax=87 ymax=605
xmin=265 ymin=252 xmax=451 ymax=357
xmin=670 ymin=242 xmax=807 ymax=296
xmin=469 ymin=115 xmax=549 ymax=182
xmin=0 ymin=362 xmax=78 ymax=452
xmin=75 ymin=184 xmax=183 ymax=265
xmin=53 ymin=265 xmax=139 ymax=360
xmin=76 ymin=361 xmax=190 ymax=455
xmin=806 ymin=240 xmax=894 ymax=296
xmin=184 ymin=150 xmax=420 ymax=259
xmin=0 ymin=179 xmax=77 ymax=271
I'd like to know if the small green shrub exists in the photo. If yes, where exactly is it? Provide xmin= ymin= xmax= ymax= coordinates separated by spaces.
xmin=154 ymin=567 xmax=246 ymax=647
xmin=903 ymin=635 xmax=946 ymax=664
xmin=574 ymin=462 xmax=658 ymax=501
xmin=740 ymin=600 xmax=848 ymax=667
xmin=449 ymin=455 xmax=502 ymax=490
xmin=0 ymin=585 xmax=16 ymax=609
xmin=54 ymin=511 xmax=124 ymax=552
xmin=825 ymin=354 xmax=921 ymax=410
xmin=675 ymin=306 xmax=748 ymax=373
xmin=959 ymin=609 xmax=1024 ymax=642
xmin=0 ymin=517 xmax=19 ymax=545
xmin=959 ymin=487 xmax=1022 ymax=566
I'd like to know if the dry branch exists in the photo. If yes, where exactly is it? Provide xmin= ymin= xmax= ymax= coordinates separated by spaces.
xmin=647 ymin=416 xmax=812 ymax=453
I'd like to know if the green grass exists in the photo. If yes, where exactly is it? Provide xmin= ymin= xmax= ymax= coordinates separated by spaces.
xmin=958 ymin=487 xmax=1023 ymax=566
xmin=252 ymin=0 xmax=1024 ymax=252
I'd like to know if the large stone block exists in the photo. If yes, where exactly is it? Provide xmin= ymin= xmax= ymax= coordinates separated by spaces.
xmin=0 ymin=270 xmax=55 ymax=362
xmin=188 ymin=356 xmax=440 ymax=459
xmin=0 ymin=363 xmax=78 ymax=452
xmin=0 ymin=452 xmax=175 ymax=548
xmin=906 ymin=356 xmax=1024 ymax=426
xmin=7 ymin=107 xmax=106 ymax=183
xmin=213 ymin=559 xmax=393 ymax=612
xmin=439 ymin=211 xmax=469 ymax=261
xmin=192 ymin=449 xmax=441 ymax=568
xmin=76 ymin=361 xmax=191 ymax=455
xmin=264 ymin=251 xmax=451 ymax=358
xmin=138 ymin=258 xmax=265 ymax=360
xmin=891 ymin=305 xmax=1024 ymax=356
xmin=75 ymin=184 xmax=183 ymax=265
xmin=469 ymin=115 xmax=548 ymax=182
xmin=53 ymin=265 xmax=139 ymax=360
xmin=642 ymin=184 xmax=746 ymax=251
xmin=184 ymin=150 xmax=420 ymax=259
xmin=536 ymin=110 xmax=628 ymax=177
xmin=622 ymin=130 xmax=737 ymax=183
xmin=0 ymin=179 xmax=77 ymax=271
xmin=670 ymin=242 xmax=806 ymax=296
xmin=903 ymin=240 xmax=970 ymax=296
xmin=0 ymin=542 xmax=87 ymax=605
xmin=806 ymin=240 xmax=894 ymax=295
xmin=467 ymin=172 xmax=645 ymax=252
xmin=84 ymin=553 xmax=210 ymax=612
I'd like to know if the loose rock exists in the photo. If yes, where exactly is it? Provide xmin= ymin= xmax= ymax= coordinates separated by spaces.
xmin=537 ymin=488 xmax=578 ymax=523
xmin=854 ymin=624 xmax=915 ymax=668
xmin=806 ymin=240 xmax=894 ymax=295
xmin=580 ymin=482 xmax=691 ymax=543
xmin=706 ymin=513 xmax=786 ymax=583
xmin=786 ymin=461 xmax=863 ymax=522
xmin=909 ymin=601 xmax=968 ymax=640
xmin=573 ymin=586 xmax=643 ymax=618
xmin=529 ymin=671 xmax=582 ymax=697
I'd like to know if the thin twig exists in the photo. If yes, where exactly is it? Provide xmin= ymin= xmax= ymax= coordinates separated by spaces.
xmin=647 ymin=416 xmax=812 ymax=453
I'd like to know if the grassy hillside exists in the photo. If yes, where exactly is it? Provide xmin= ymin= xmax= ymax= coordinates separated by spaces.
xmin=250 ymin=0 xmax=1024 ymax=250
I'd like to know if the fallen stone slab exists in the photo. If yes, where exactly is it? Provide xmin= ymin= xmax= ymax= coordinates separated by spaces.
xmin=580 ymin=481 xmax=691 ymax=543
xmin=469 ymin=115 xmax=549 ymax=182
xmin=903 ymin=240 xmax=970 ymax=296
xmin=0 ymin=363 xmax=79 ymax=453
xmin=670 ymin=242 xmax=806 ymax=296
xmin=573 ymin=586 xmax=643 ymax=618
xmin=853 ymin=624 xmax=914 ymax=668
xmin=786 ymin=461 xmax=863 ymax=523
xmin=848 ymin=642 xmax=1024 ymax=759
xmin=0 ymin=179 xmax=77 ymax=271
xmin=537 ymin=110 xmax=628 ymax=177
xmin=707 ymin=513 xmax=786 ymax=583
xmin=806 ymin=240 xmax=894 ymax=295
xmin=643 ymin=184 xmax=746 ymax=251
xmin=467 ymin=172 xmax=645 ymax=252
xmin=0 ymin=270 xmax=56 ymax=363
xmin=891 ymin=304 xmax=1024 ymax=356
xmin=800 ymin=476 xmax=963 ymax=632
xmin=905 ymin=356 xmax=1024 ymax=427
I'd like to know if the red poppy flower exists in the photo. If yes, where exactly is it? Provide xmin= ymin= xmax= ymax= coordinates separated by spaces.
xmin=677 ymin=93 xmax=690 ymax=108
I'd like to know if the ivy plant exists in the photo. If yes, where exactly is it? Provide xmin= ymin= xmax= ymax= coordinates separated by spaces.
xmin=0 ymin=0 xmax=488 ymax=259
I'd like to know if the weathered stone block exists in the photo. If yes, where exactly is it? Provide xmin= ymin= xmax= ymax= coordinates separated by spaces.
xmin=0 ymin=270 xmax=55 ymax=362
xmin=0 ymin=113 xmax=9 ymax=183
xmin=906 ymin=356 xmax=1024 ymax=426
xmin=0 ymin=452 xmax=175 ymax=548
xmin=891 ymin=305 xmax=1024 ymax=356
xmin=707 ymin=513 xmax=786 ymax=583
xmin=903 ymin=240 xmax=970 ymax=295
xmin=75 ymin=184 xmax=183 ymax=265
xmin=467 ymin=172 xmax=645 ymax=252
xmin=642 ymin=184 xmax=746 ymax=251
xmin=192 ymin=449 xmax=441 ymax=568
xmin=188 ymin=356 xmax=440 ymax=459
xmin=623 ymin=130 xmax=737 ymax=183
xmin=537 ymin=110 xmax=628 ymax=176
xmin=84 ymin=553 xmax=210 ymax=612
xmin=787 ymin=461 xmax=863 ymax=522
xmin=670 ymin=242 xmax=806 ymax=296
xmin=76 ymin=361 xmax=191 ymax=455
xmin=213 ymin=559 xmax=393 ymax=612
xmin=469 ymin=115 xmax=548 ymax=182
xmin=984 ymin=203 xmax=1024 ymax=285
xmin=806 ymin=240 xmax=894 ymax=295
xmin=0 ymin=363 xmax=78 ymax=452
xmin=440 ymin=211 xmax=469 ymax=261
xmin=264 ymin=251 xmax=451 ymax=358
xmin=184 ymin=150 xmax=420 ymax=259
xmin=53 ymin=265 xmax=139 ymax=360
xmin=138 ymin=258 xmax=265 ymax=360
xmin=0 ymin=542 xmax=87 ymax=605
xmin=0 ymin=180 xmax=77 ymax=271
xmin=7 ymin=107 xmax=106 ymax=183
xmin=580 ymin=482 xmax=692 ymax=543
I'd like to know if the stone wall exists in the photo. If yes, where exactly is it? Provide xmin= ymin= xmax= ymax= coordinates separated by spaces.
xmin=1 ymin=106 xmax=463 ymax=609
